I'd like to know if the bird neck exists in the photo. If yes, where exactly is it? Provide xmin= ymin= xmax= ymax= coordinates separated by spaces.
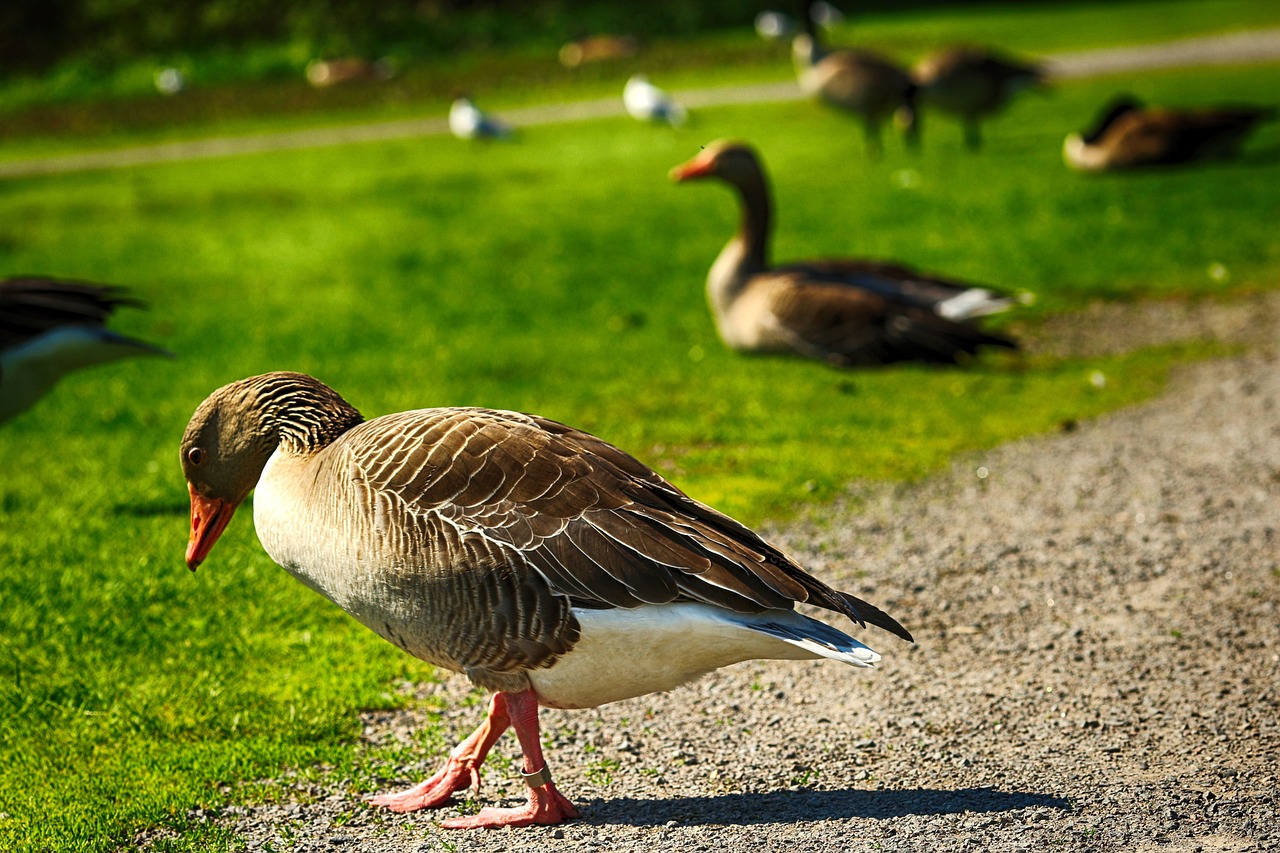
xmin=707 ymin=174 xmax=772 ymax=313
xmin=244 ymin=372 xmax=365 ymax=456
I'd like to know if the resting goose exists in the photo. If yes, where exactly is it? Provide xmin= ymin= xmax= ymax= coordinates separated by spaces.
xmin=671 ymin=140 xmax=1018 ymax=366
xmin=791 ymin=4 xmax=916 ymax=156
xmin=448 ymin=96 xmax=514 ymax=141
xmin=0 ymin=276 xmax=170 ymax=424
xmin=182 ymin=371 xmax=912 ymax=829
xmin=1063 ymin=96 xmax=1276 ymax=172
xmin=912 ymin=47 xmax=1045 ymax=150
xmin=623 ymin=74 xmax=687 ymax=127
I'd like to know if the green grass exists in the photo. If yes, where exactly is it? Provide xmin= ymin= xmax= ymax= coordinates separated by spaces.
xmin=1 ymin=15 xmax=1279 ymax=853
xmin=0 ymin=0 xmax=1276 ymax=158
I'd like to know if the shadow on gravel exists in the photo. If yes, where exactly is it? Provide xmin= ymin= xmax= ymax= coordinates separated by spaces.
xmin=583 ymin=786 xmax=1071 ymax=827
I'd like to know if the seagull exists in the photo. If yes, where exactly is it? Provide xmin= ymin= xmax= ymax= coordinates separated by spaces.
xmin=449 ymin=96 xmax=515 ymax=141
xmin=624 ymin=74 xmax=688 ymax=127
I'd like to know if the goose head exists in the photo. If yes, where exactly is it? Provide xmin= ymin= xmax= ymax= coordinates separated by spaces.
xmin=180 ymin=371 xmax=361 ymax=570
xmin=669 ymin=140 xmax=766 ymax=191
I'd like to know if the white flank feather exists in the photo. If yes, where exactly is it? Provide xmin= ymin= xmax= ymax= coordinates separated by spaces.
xmin=528 ymin=602 xmax=880 ymax=709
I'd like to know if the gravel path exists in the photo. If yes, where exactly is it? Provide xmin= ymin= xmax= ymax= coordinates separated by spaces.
xmin=137 ymin=294 xmax=1280 ymax=851
xmin=7 ymin=28 xmax=1280 ymax=180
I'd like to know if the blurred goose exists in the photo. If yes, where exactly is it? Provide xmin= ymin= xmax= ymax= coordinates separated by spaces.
xmin=182 ymin=371 xmax=911 ymax=828
xmin=623 ymin=74 xmax=687 ymax=127
xmin=757 ymin=3 xmax=843 ymax=42
xmin=671 ymin=141 xmax=1017 ymax=366
xmin=0 ymin=276 xmax=170 ymax=424
xmin=449 ymin=96 xmax=514 ymax=141
xmin=791 ymin=3 xmax=916 ymax=156
xmin=912 ymin=47 xmax=1045 ymax=150
xmin=1064 ymin=96 xmax=1276 ymax=172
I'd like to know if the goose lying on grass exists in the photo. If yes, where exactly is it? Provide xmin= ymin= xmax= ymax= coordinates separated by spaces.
xmin=181 ymin=371 xmax=912 ymax=828
xmin=671 ymin=141 xmax=1018 ymax=367
xmin=1064 ymin=95 xmax=1276 ymax=171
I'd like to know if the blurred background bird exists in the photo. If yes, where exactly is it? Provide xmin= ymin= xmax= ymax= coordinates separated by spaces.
xmin=623 ymin=74 xmax=688 ymax=126
xmin=1064 ymin=95 xmax=1276 ymax=171
xmin=912 ymin=46 xmax=1046 ymax=150
xmin=671 ymin=141 xmax=1018 ymax=367
xmin=791 ymin=1 xmax=917 ymax=157
xmin=449 ymin=95 xmax=515 ymax=141
xmin=0 ymin=277 xmax=171 ymax=425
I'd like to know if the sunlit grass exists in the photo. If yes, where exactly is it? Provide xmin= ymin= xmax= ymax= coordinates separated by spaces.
xmin=0 ymin=25 xmax=1277 ymax=853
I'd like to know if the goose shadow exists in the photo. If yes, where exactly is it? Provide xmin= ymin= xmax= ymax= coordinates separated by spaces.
xmin=580 ymin=786 xmax=1071 ymax=827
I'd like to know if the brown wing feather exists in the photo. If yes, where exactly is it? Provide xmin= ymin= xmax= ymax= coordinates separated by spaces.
xmin=350 ymin=408 xmax=911 ymax=648
xmin=766 ymin=275 xmax=1013 ymax=366
xmin=0 ymin=276 xmax=143 ymax=350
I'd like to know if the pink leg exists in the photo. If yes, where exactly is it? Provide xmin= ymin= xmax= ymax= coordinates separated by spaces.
xmin=370 ymin=692 xmax=511 ymax=813
xmin=440 ymin=689 xmax=582 ymax=829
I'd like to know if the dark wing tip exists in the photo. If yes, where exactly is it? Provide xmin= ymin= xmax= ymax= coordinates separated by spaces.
xmin=839 ymin=591 xmax=914 ymax=643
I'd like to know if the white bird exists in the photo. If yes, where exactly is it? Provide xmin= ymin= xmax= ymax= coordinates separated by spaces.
xmin=448 ymin=96 xmax=515 ymax=141
xmin=755 ymin=11 xmax=795 ymax=41
xmin=623 ymin=74 xmax=687 ymax=127
xmin=1 ymin=277 xmax=171 ymax=424
xmin=181 ymin=371 xmax=912 ymax=829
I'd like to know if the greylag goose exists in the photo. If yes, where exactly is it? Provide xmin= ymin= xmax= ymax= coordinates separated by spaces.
xmin=791 ymin=3 xmax=916 ymax=156
xmin=671 ymin=141 xmax=1018 ymax=366
xmin=912 ymin=47 xmax=1045 ymax=150
xmin=623 ymin=74 xmax=687 ymax=127
xmin=1 ymin=276 xmax=170 ymax=424
xmin=182 ymin=371 xmax=912 ymax=829
xmin=448 ymin=96 xmax=514 ymax=141
xmin=1063 ymin=95 xmax=1276 ymax=172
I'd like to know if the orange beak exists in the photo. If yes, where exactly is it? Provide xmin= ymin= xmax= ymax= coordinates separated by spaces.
xmin=670 ymin=156 xmax=714 ymax=182
xmin=186 ymin=483 xmax=237 ymax=571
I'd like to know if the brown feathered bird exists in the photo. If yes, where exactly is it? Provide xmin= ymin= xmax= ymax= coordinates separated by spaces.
xmin=671 ymin=140 xmax=1018 ymax=367
xmin=1063 ymin=95 xmax=1276 ymax=171
xmin=0 ymin=276 xmax=170 ymax=424
xmin=791 ymin=3 xmax=917 ymax=157
xmin=182 ymin=371 xmax=912 ymax=829
xmin=912 ymin=46 xmax=1046 ymax=150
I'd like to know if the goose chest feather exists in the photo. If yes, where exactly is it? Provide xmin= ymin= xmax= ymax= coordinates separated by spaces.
xmin=181 ymin=371 xmax=912 ymax=828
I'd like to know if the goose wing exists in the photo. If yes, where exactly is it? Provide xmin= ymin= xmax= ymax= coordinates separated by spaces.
xmin=348 ymin=408 xmax=911 ymax=646
xmin=0 ymin=276 xmax=142 ymax=350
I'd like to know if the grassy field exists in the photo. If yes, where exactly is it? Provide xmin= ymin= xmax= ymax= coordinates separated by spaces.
xmin=1 ymin=2 xmax=1279 ymax=849
xmin=1 ymin=0 xmax=1277 ymax=157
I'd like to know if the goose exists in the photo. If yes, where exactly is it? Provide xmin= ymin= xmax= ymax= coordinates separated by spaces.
xmin=623 ymin=74 xmax=687 ymax=127
xmin=912 ymin=47 xmax=1045 ymax=150
xmin=1 ymin=276 xmax=170 ymax=424
xmin=182 ymin=371 xmax=913 ymax=829
xmin=791 ymin=3 xmax=916 ymax=157
xmin=1063 ymin=95 xmax=1276 ymax=172
xmin=757 ymin=3 xmax=842 ymax=42
xmin=671 ymin=141 xmax=1018 ymax=367
xmin=448 ymin=96 xmax=514 ymax=141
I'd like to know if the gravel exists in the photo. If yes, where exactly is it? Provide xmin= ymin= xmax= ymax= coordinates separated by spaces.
xmin=137 ymin=294 xmax=1280 ymax=852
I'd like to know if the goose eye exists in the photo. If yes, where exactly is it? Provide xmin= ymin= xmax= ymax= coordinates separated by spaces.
xmin=186 ymin=447 xmax=206 ymax=467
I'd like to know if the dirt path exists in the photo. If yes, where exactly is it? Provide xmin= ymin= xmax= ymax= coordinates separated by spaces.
xmin=7 ymin=28 xmax=1280 ymax=180
xmin=135 ymin=296 xmax=1280 ymax=852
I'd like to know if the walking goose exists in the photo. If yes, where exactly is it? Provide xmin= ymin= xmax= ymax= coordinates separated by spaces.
xmin=1 ymin=276 xmax=170 ymax=424
xmin=182 ymin=371 xmax=912 ymax=829
xmin=912 ymin=47 xmax=1045 ymax=150
xmin=671 ymin=141 xmax=1017 ymax=366
xmin=791 ymin=4 xmax=916 ymax=156
xmin=1063 ymin=96 xmax=1276 ymax=172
